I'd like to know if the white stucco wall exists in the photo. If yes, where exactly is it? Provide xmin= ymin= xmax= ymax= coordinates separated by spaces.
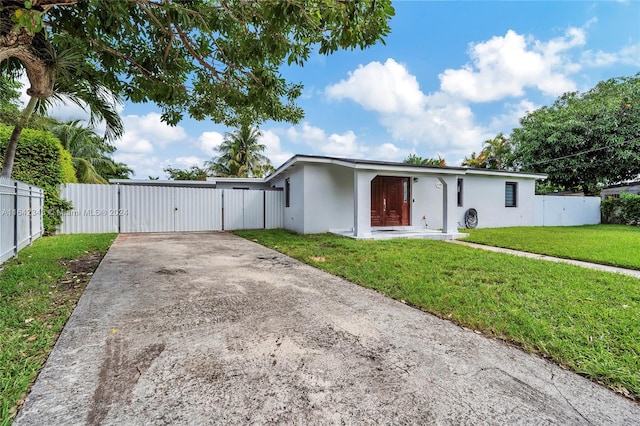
xmin=302 ymin=164 xmax=355 ymax=234
xmin=411 ymin=176 xmax=446 ymax=230
xmin=458 ymin=175 xmax=536 ymax=228
xmin=534 ymin=196 xmax=601 ymax=226
xmin=271 ymin=167 xmax=305 ymax=233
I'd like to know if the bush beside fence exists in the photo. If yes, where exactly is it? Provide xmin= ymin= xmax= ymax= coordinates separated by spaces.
xmin=601 ymin=192 xmax=640 ymax=226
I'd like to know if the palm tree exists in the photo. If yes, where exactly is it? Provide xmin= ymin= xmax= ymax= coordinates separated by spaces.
xmin=462 ymin=133 xmax=511 ymax=169
xmin=1 ymin=45 xmax=123 ymax=178
xmin=207 ymin=125 xmax=270 ymax=177
xmin=404 ymin=154 xmax=446 ymax=166
xmin=50 ymin=120 xmax=118 ymax=184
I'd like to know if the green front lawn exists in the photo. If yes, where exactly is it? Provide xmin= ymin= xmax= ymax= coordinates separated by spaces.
xmin=234 ymin=229 xmax=640 ymax=400
xmin=463 ymin=225 xmax=640 ymax=270
xmin=0 ymin=234 xmax=116 ymax=425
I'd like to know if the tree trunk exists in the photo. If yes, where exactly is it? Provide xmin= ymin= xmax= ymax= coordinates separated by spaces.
xmin=1 ymin=96 xmax=38 ymax=178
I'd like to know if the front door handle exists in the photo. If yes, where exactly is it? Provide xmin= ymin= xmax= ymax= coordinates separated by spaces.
xmin=383 ymin=198 xmax=386 ymax=211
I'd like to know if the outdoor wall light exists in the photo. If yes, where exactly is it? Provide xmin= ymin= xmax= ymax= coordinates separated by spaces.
xmin=413 ymin=177 xmax=419 ymax=182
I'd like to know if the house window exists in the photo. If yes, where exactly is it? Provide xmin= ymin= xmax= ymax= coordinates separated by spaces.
xmin=505 ymin=182 xmax=517 ymax=207
xmin=285 ymin=178 xmax=291 ymax=207
xmin=457 ymin=178 xmax=463 ymax=207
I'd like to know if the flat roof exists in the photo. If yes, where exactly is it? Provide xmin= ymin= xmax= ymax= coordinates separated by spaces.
xmin=267 ymin=154 xmax=547 ymax=181
xmin=109 ymin=179 xmax=218 ymax=188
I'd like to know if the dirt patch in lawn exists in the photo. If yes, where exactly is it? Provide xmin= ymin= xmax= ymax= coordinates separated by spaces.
xmin=37 ymin=252 xmax=104 ymax=319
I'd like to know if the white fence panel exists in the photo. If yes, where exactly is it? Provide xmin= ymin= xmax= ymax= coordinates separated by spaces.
xmin=59 ymin=184 xmax=119 ymax=234
xmin=534 ymin=196 xmax=601 ymax=226
xmin=223 ymin=190 xmax=277 ymax=230
xmin=120 ymin=186 xmax=175 ymax=233
xmin=243 ymin=190 xmax=264 ymax=230
xmin=0 ymin=178 xmax=15 ymax=263
xmin=175 ymin=187 xmax=222 ymax=232
xmin=265 ymin=191 xmax=284 ymax=229
xmin=223 ymin=189 xmax=245 ymax=230
xmin=0 ymin=177 xmax=44 ymax=265
xmin=15 ymin=182 xmax=32 ymax=251
xmin=59 ymin=184 xmax=284 ymax=234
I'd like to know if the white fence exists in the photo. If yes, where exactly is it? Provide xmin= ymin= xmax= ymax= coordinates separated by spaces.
xmin=58 ymin=184 xmax=284 ymax=234
xmin=1 ymin=177 xmax=44 ymax=264
xmin=534 ymin=195 xmax=601 ymax=226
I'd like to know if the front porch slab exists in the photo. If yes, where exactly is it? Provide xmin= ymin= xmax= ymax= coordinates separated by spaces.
xmin=331 ymin=228 xmax=469 ymax=240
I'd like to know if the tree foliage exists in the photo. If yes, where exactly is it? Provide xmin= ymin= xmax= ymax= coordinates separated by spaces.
xmin=0 ymin=124 xmax=74 ymax=233
xmin=403 ymin=154 xmax=446 ymax=167
xmin=50 ymin=120 xmax=122 ymax=184
xmin=207 ymin=125 xmax=273 ymax=178
xmin=510 ymin=74 xmax=640 ymax=195
xmin=462 ymin=133 xmax=512 ymax=169
xmin=2 ymin=0 xmax=394 ymax=127
xmin=1 ymin=46 xmax=124 ymax=177
xmin=601 ymin=192 xmax=640 ymax=226
xmin=164 ymin=165 xmax=209 ymax=181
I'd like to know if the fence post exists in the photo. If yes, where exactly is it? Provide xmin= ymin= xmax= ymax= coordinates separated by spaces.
xmin=39 ymin=188 xmax=44 ymax=236
xmin=13 ymin=182 xmax=18 ymax=258
xmin=29 ymin=185 xmax=33 ymax=245
xmin=117 ymin=184 xmax=121 ymax=233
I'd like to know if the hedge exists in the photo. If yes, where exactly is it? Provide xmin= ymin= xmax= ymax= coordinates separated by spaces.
xmin=601 ymin=191 xmax=640 ymax=226
xmin=0 ymin=125 xmax=76 ymax=233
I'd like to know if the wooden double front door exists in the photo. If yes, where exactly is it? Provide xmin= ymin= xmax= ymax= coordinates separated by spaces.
xmin=371 ymin=176 xmax=410 ymax=227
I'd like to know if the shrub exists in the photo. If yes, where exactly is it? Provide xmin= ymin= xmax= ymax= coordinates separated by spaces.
xmin=601 ymin=191 xmax=640 ymax=226
xmin=0 ymin=125 xmax=76 ymax=233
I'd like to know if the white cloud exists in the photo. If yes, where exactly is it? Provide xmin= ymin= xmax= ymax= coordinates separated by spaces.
xmin=286 ymin=123 xmax=368 ymax=157
xmin=167 ymin=156 xmax=204 ymax=168
xmin=259 ymin=130 xmax=293 ymax=168
xmin=489 ymin=99 xmax=539 ymax=133
xmin=113 ymin=153 xmax=162 ymax=179
xmin=283 ymin=122 xmax=410 ymax=162
xmin=581 ymin=41 xmax=640 ymax=68
xmin=116 ymin=113 xmax=188 ymax=154
xmin=321 ymin=22 xmax=620 ymax=165
xmin=439 ymin=27 xmax=586 ymax=102
xmin=325 ymin=58 xmax=425 ymax=115
xmin=197 ymin=131 xmax=224 ymax=157
xmin=323 ymin=59 xmax=494 ymax=164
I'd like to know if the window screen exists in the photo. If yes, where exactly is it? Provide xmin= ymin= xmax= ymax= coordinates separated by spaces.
xmin=505 ymin=182 xmax=517 ymax=207
xmin=285 ymin=178 xmax=291 ymax=207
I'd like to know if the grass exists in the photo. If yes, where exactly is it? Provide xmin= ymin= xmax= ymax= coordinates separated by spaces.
xmin=462 ymin=225 xmax=640 ymax=270
xmin=0 ymin=234 xmax=116 ymax=426
xmin=234 ymin=229 xmax=640 ymax=400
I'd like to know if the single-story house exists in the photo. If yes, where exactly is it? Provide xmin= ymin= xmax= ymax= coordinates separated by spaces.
xmin=208 ymin=155 xmax=547 ymax=238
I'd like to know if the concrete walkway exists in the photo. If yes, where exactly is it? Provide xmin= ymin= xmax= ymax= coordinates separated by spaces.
xmin=15 ymin=233 xmax=640 ymax=425
xmin=450 ymin=240 xmax=640 ymax=279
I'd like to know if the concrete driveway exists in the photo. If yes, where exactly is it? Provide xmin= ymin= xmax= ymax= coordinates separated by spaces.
xmin=15 ymin=233 xmax=640 ymax=425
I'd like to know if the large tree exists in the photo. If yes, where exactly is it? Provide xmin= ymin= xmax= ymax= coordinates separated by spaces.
xmin=510 ymin=74 xmax=640 ymax=195
xmin=1 ymin=45 xmax=124 ymax=177
xmin=1 ymin=0 xmax=394 ymax=177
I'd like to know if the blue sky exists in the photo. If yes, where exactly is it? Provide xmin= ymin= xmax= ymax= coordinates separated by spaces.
xmin=43 ymin=1 xmax=640 ymax=178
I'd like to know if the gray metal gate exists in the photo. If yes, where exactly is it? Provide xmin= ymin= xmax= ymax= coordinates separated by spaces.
xmin=59 ymin=184 xmax=283 ymax=234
